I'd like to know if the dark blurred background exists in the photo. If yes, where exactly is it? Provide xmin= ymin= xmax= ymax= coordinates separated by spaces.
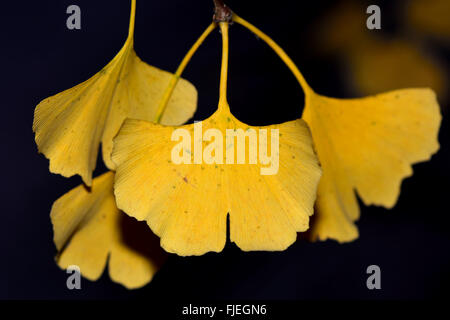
xmin=1 ymin=0 xmax=449 ymax=300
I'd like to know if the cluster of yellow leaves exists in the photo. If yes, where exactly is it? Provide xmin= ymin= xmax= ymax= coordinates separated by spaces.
xmin=33 ymin=1 xmax=443 ymax=288
xmin=34 ymin=0 xmax=197 ymax=288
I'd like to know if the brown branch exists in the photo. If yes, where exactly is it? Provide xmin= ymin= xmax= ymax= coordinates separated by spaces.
xmin=213 ymin=0 xmax=233 ymax=23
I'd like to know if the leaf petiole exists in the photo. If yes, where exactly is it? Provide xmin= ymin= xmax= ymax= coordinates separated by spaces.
xmin=218 ymin=22 xmax=230 ymax=108
xmin=232 ymin=14 xmax=313 ymax=98
xmin=155 ymin=23 xmax=217 ymax=124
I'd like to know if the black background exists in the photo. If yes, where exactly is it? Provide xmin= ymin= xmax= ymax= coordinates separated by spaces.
xmin=1 ymin=0 xmax=449 ymax=300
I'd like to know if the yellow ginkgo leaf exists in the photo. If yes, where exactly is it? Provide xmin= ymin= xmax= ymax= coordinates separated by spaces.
xmin=33 ymin=0 xmax=197 ymax=186
xmin=112 ymin=104 xmax=321 ymax=256
xmin=302 ymin=89 xmax=441 ymax=242
xmin=233 ymin=14 xmax=442 ymax=243
xmin=52 ymin=171 xmax=166 ymax=289
xmin=111 ymin=22 xmax=322 ymax=256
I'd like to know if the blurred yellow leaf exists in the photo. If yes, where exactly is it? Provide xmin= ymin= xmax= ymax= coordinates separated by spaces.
xmin=52 ymin=171 xmax=166 ymax=289
xmin=310 ymin=0 xmax=448 ymax=101
xmin=349 ymin=39 xmax=447 ymax=100
xmin=407 ymin=0 xmax=450 ymax=40
xmin=311 ymin=0 xmax=367 ymax=55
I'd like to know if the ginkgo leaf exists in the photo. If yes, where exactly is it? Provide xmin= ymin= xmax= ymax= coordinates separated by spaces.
xmin=112 ymin=103 xmax=322 ymax=256
xmin=232 ymin=14 xmax=443 ymax=243
xmin=303 ymin=88 xmax=441 ymax=242
xmin=112 ymin=21 xmax=322 ymax=256
xmin=33 ymin=0 xmax=197 ymax=186
xmin=52 ymin=171 xmax=166 ymax=289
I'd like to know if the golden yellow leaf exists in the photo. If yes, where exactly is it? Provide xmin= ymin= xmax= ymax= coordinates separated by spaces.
xmin=112 ymin=103 xmax=322 ymax=256
xmin=33 ymin=0 xmax=197 ymax=185
xmin=303 ymin=89 xmax=441 ymax=242
xmin=52 ymin=171 xmax=166 ymax=289
xmin=232 ymin=14 xmax=443 ymax=243
xmin=111 ymin=22 xmax=321 ymax=256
